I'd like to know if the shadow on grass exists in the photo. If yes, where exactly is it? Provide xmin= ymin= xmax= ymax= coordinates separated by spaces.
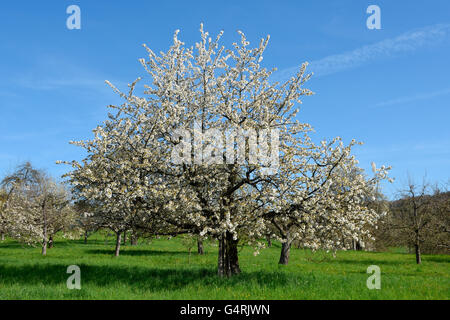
xmin=0 ymin=264 xmax=290 ymax=291
xmin=423 ymin=256 xmax=450 ymax=263
xmin=328 ymin=255 xmax=449 ymax=266
xmin=0 ymin=242 xmax=32 ymax=249
xmin=85 ymin=249 xmax=189 ymax=257
xmin=332 ymin=258 xmax=410 ymax=266
xmin=0 ymin=240 xmax=115 ymax=249
xmin=69 ymin=240 xmax=118 ymax=246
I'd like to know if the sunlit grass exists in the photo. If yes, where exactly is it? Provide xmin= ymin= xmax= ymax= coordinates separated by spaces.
xmin=0 ymin=234 xmax=448 ymax=299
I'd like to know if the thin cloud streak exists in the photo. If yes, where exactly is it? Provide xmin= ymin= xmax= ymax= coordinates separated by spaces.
xmin=373 ymin=87 xmax=450 ymax=107
xmin=15 ymin=77 xmax=110 ymax=91
xmin=274 ymin=23 xmax=450 ymax=81
xmin=6 ymin=55 xmax=127 ymax=93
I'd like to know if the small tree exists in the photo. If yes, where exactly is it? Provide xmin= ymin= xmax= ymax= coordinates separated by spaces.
xmin=74 ymin=200 xmax=99 ymax=244
xmin=387 ymin=179 xmax=449 ymax=263
xmin=1 ymin=163 xmax=74 ymax=255
xmin=180 ymin=234 xmax=198 ymax=263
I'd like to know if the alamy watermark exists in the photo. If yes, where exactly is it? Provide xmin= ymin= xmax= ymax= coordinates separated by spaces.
xmin=171 ymin=124 xmax=279 ymax=175
xmin=66 ymin=5 xmax=81 ymax=30
xmin=366 ymin=265 xmax=381 ymax=289
xmin=366 ymin=5 xmax=381 ymax=30
xmin=67 ymin=265 xmax=81 ymax=289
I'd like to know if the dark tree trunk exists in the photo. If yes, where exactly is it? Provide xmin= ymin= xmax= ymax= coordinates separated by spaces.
xmin=115 ymin=232 xmax=122 ymax=257
xmin=122 ymin=231 xmax=127 ymax=245
xmin=266 ymin=235 xmax=272 ymax=247
xmin=48 ymin=235 xmax=54 ymax=249
xmin=415 ymin=242 xmax=421 ymax=264
xmin=217 ymin=232 xmax=241 ymax=277
xmin=84 ymin=230 xmax=88 ymax=244
xmin=279 ymin=240 xmax=292 ymax=265
xmin=197 ymin=239 xmax=204 ymax=255
xmin=352 ymin=239 xmax=362 ymax=251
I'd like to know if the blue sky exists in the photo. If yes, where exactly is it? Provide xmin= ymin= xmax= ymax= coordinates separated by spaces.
xmin=0 ymin=0 xmax=449 ymax=198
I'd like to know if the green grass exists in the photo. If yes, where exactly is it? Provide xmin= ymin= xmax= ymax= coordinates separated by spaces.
xmin=0 ymin=234 xmax=448 ymax=299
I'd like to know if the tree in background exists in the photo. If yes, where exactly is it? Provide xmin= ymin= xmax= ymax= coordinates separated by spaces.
xmin=424 ymin=188 xmax=450 ymax=253
xmin=383 ymin=179 xmax=449 ymax=263
xmin=0 ymin=162 xmax=75 ymax=255
xmin=74 ymin=199 xmax=100 ymax=244
xmin=265 ymin=144 xmax=391 ymax=264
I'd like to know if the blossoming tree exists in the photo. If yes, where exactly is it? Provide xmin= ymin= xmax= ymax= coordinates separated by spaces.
xmin=63 ymin=25 xmax=391 ymax=276
xmin=263 ymin=134 xmax=392 ymax=264
xmin=1 ymin=163 xmax=75 ymax=255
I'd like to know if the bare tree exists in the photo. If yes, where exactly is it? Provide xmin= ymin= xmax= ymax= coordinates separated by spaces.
xmin=387 ymin=177 xmax=449 ymax=264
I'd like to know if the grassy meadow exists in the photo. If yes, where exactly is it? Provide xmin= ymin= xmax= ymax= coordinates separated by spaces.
xmin=0 ymin=234 xmax=448 ymax=300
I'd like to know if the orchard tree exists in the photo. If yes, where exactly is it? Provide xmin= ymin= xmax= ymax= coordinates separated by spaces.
xmin=1 ymin=163 xmax=43 ymax=245
xmin=386 ymin=179 xmax=449 ymax=263
xmin=73 ymin=200 xmax=100 ymax=244
xmin=1 ymin=163 xmax=74 ymax=255
xmin=265 ymin=137 xmax=392 ymax=264
xmin=61 ymin=127 xmax=186 ymax=256
xmin=65 ymin=159 xmax=141 ymax=256
xmin=62 ymin=25 xmax=390 ymax=276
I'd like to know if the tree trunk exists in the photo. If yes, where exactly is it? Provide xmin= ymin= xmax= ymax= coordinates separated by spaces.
xmin=266 ymin=235 xmax=272 ymax=247
xmin=84 ymin=230 xmax=88 ymax=244
xmin=42 ymin=235 xmax=48 ymax=256
xmin=197 ymin=239 xmax=204 ymax=255
xmin=131 ymin=233 xmax=138 ymax=246
xmin=123 ymin=231 xmax=127 ymax=245
xmin=1 ymin=233 xmax=4 ymax=241
xmin=42 ymin=201 xmax=48 ymax=256
xmin=279 ymin=239 xmax=292 ymax=265
xmin=217 ymin=232 xmax=241 ymax=277
xmin=115 ymin=232 xmax=122 ymax=257
xmin=48 ymin=235 xmax=54 ymax=249
xmin=415 ymin=242 xmax=421 ymax=264
xmin=352 ymin=239 xmax=362 ymax=251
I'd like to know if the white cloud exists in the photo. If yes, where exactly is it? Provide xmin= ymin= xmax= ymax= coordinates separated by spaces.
xmin=275 ymin=23 xmax=450 ymax=81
